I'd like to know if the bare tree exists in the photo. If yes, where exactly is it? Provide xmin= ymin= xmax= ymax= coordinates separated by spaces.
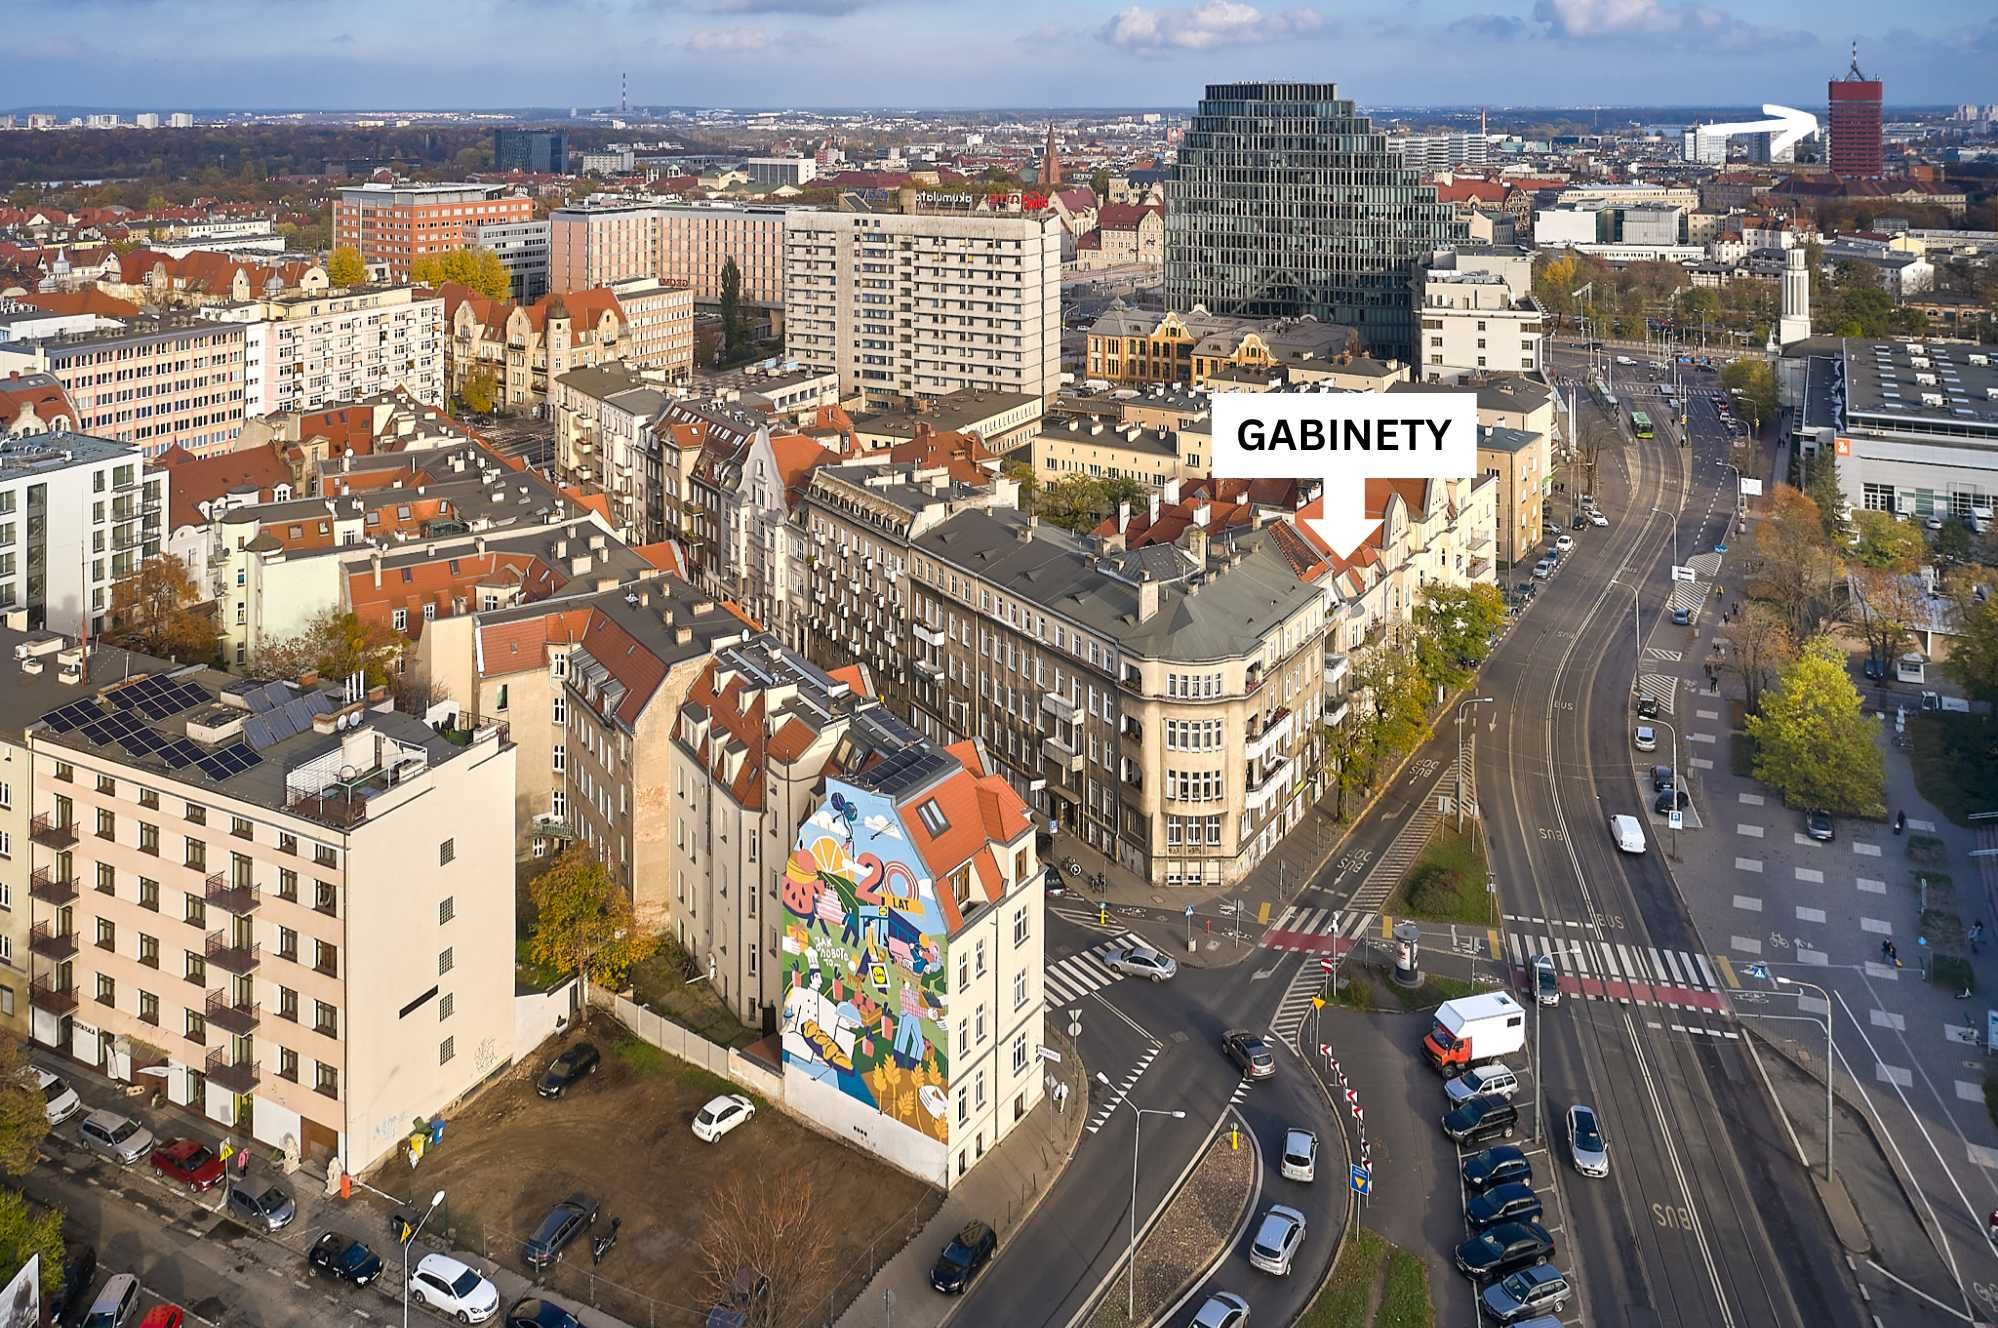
xmin=1849 ymin=567 xmax=1927 ymax=672
xmin=1726 ymin=601 xmax=1796 ymax=716
xmin=695 ymin=1174 xmax=838 ymax=1328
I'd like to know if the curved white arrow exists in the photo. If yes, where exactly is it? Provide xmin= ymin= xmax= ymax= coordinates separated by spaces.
xmin=1697 ymin=104 xmax=1819 ymax=157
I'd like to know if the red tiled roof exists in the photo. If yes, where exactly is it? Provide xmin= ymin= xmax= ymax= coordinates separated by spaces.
xmin=154 ymin=442 xmax=293 ymax=531
xmin=575 ymin=608 xmax=668 ymax=728
xmin=1096 ymin=203 xmax=1161 ymax=231
xmin=631 ymin=542 xmax=684 ymax=576
xmin=478 ymin=606 xmax=595 ymax=676
xmin=16 ymin=289 xmax=140 ymax=318
xmin=0 ymin=373 xmax=76 ymax=434
xmin=349 ymin=551 xmax=560 ymax=640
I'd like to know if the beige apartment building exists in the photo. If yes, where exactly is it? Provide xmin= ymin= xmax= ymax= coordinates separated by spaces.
xmin=200 ymin=285 xmax=446 ymax=420
xmin=548 ymin=202 xmax=787 ymax=318
xmin=1084 ymin=307 xmax=1354 ymax=389
xmin=1031 ymin=417 xmax=1204 ymax=488
xmin=23 ymin=665 xmax=515 ymax=1173
xmin=1479 ymin=426 xmax=1547 ymax=567
xmin=783 ymin=209 xmax=1061 ymax=408
xmin=0 ymin=316 xmax=248 ymax=459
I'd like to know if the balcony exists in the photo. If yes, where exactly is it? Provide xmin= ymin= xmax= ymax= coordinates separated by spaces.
xmin=1041 ymin=692 xmax=1080 ymax=722
xmin=1244 ymin=754 xmax=1294 ymax=816
xmin=912 ymin=622 xmax=944 ymax=647
xmin=29 ymin=980 xmax=78 ymax=1016
xmin=204 ymin=933 xmax=261 ymax=975
xmin=28 ymin=923 xmax=78 ymax=962
xmin=29 ymin=814 xmax=77 ymax=849
xmin=1244 ymin=707 xmax=1295 ymax=765
xmin=913 ymin=657 xmax=943 ymax=680
xmin=205 ymin=872 xmax=261 ymax=915
xmin=203 ymin=1047 xmax=260 ymax=1095
xmin=205 ymin=992 xmax=260 ymax=1036
xmin=1323 ymin=652 xmax=1351 ymax=693
xmin=1042 ymin=735 xmax=1084 ymax=774
xmin=29 ymin=868 xmax=78 ymax=905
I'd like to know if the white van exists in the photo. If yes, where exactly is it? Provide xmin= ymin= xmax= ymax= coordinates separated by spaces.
xmin=1609 ymin=814 xmax=1647 ymax=854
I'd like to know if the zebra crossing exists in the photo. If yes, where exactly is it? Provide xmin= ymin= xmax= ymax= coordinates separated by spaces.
xmin=1504 ymin=928 xmax=1738 ymax=1033
xmin=1643 ymin=645 xmax=1685 ymax=663
xmin=1260 ymin=904 xmax=1373 ymax=954
xmin=1043 ymin=932 xmax=1140 ymax=1006
xmin=1345 ymin=795 xmax=1441 ymax=916
xmin=1270 ymin=962 xmax=1326 ymax=1050
xmin=1088 ymin=1043 xmax=1162 ymax=1134
xmin=1636 ymin=673 xmax=1680 ymax=715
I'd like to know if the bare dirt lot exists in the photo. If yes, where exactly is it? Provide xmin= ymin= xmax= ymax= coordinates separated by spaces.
xmin=365 ymin=1014 xmax=937 ymax=1325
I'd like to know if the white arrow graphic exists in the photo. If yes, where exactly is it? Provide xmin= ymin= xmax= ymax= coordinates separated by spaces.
xmin=1298 ymin=488 xmax=1383 ymax=563
xmin=1697 ymin=104 xmax=1819 ymax=157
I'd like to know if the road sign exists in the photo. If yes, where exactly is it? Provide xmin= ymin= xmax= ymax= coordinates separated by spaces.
xmin=1349 ymin=1164 xmax=1372 ymax=1196
xmin=1311 ymin=996 xmax=1326 ymax=1010
xmin=1671 ymin=565 xmax=1698 ymax=583
xmin=1321 ymin=956 xmax=1335 ymax=973
xmin=1039 ymin=1046 xmax=1062 ymax=1063
xmin=1745 ymin=962 xmax=1770 ymax=981
xmin=1320 ymin=1044 xmax=1334 ymax=1058
xmin=1668 ymin=810 xmax=1685 ymax=831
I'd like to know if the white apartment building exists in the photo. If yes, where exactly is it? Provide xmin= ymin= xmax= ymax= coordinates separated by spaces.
xmin=0 ymin=432 xmax=165 ymax=637
xmin=201 ymin=287 xmax=445 ymax=419
xmin=23 ymin=666 xmax=516 ymax=1174
xmin=783 ymin=209 xmax=1062 ymax=407
xmin=1417 ymin=270 xmax=1545 ymax=381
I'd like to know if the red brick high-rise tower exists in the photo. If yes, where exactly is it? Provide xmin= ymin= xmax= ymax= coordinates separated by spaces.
xmin=1828 ymin=43 xmax=1884 ymax=179
xmin=1041 ymin=122 xmax=1062 ymax=188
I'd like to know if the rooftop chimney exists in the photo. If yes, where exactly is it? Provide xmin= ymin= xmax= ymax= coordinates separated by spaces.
xmin=1137 ymin=574 xmax=1161 ymax=623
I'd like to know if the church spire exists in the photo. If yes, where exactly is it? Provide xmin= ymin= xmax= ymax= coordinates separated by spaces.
xmin=1042 ymin=121 xmax=1062 ymax=188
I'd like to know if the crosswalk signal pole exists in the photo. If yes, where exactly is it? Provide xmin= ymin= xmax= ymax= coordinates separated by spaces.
xmin=1332 ymin=911 xmax=1342 ymax=999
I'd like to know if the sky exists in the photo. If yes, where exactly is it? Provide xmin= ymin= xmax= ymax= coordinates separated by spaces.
xmin=6 ymin=0 xmax=1995 ymax=111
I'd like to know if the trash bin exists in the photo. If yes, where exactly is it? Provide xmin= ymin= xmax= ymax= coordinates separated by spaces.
xmin=428 ymin=1116 xmax=445 ymax=1147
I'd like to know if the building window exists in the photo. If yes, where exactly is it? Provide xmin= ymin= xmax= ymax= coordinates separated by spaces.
xmin=139 ymin=991 xmax=159 ymax=1026
xmin=278 ymin=832 xmax=297 ymax=856
xmin=138 ymin=822 xmax=158 ymax=855
xmin=138 ymin=877 xmax=158 ymax=911
xmin=440 ymin=992 xmax=455 ymax=1021
xmin=313 ymin=881 xmax=336 ymax=915
xmin=553 ymin=694 xmax=567 ymax=725
xmin=278 ymin=987 xmax=298 ymax=1021
xmin=183 ymin=893 xmax=205 ymax=928
xmin=439 ymin=896 xmax=455 ymax=925
xmin=392 ymin=608 xmax=408 ymax=632
xmin=440 ymin=1037 xmax=455 ymax=1065
xmin=552 ymin=744 xmax=565 ymax=773
xmin=314 ymin=844 xmax=337 ymax=869
xmin=1012 ymin=1032 xmax=1029 ymax=1073
xmin=278 ymin=928 xmax=298 ymax=963
xmin=277 ymin=869 xmax=297 ymax=902
xmin=974 ymin=1068 xmax=987 ymax=1109
xmin=185 ymin=1009 xmax=206 ymax=1044
xmin=1012 ymin=907 xmax=1029 ymax=947
xmin=438 ymin=947 xmax=453 ymax=975
xmin=314 ymin=1062 xmax=338 ymax=1098
xmin=313 ymin=939 xmax=338 ymax=976
xmin=278 ymin=1048 xmax=298 ymax=1082
xmin=96 ymin=863 xmax=115 ymax=895
xmin=95 ymin=974 xmax=114 ymax=1006
xmin=314 ymin=1001 xmax=337 ymax=1038
xmin=138 ymin=934 xmax=158 ymax=968
xmin=439 ymin=838 xmax=454 ymax=866
xmin=184 ymin=838 xmax=206 ymax=871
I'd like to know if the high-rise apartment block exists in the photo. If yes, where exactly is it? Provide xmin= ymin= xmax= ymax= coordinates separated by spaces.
xmin=547 ymin=201 xmax=787 ymax=310
xmin=493 ymin=128 xmax=568 ymax=175
xmin=332 ymin=183 xmax=536 ymax=282
xmin=1 ymin=317 xmax=247 ymax=458
xmin=0 ymin=433 xmax=165 ymax=636
xmin=200 ymin=286 xmax=445 ymax=420
xmin=783 ymin=210 xmax=1062 ymax=407
xmin=1165 ymin=82 xmax=1466 ymax=362
xmin=1829 ymin=47 xmax=1884 ymax=179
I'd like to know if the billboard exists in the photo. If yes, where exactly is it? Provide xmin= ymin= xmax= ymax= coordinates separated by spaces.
xmin=0 ymin=1255 xmax=39 ymax=1328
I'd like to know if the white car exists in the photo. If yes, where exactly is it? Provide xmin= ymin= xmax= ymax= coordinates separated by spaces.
xmin=1555 ymin=534 xmax=1575 ymax=552
xmin=1280 ymin=1128 xmax=1318 ymax=1182
xmin=692 ymin=1093 xmax=756 ymax=1143
xmin=27 ymin=1067 xmax=80 ymax=1125
xmin=1191 ymin=1290 xmax=1251 ymax=1328
xmin=1587 ymin=510 xmax=1608 ymax=527
xmin=1106 ymin=944 xmax=1178 ymax=982
xmin=409 ymin=1253 xmax=499 ymax=1324
xmin=1445 ymin=1063 xmax=1521 ymax=1105
xmin=1633 ymin=725 xmax=1656 ymax=752
xmin=1247 ymin=1204 xmax=1307 ymax=1276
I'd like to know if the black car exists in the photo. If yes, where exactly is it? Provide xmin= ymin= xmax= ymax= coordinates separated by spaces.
xmin=522 ymin=1197 xmax=599 ymax=1268
xmin=508 ymin=1299 xmax=585 ymax=1328
xmin=1461 ymin=1145 xmax=1532 ymax=1193
xmin=307 ymin=1232 xmax=384 ymax=1286
xmin=1221 ymin=1029 xmax=1277 ymax=1080
xmin=929 ymin=1221 xmax=997 ymax=1294
xmin=1466 ymin=1181 xmax=1545 ymax=1231
xmin=1635 ymin=695 xmax=1660 ymax=719
xmin=536 ymin=1043 xmax=601 ymax=1099
xmin=1441 ymin=1094 xmax=1518 ymax=1145
xmin=1650 ymin=764 xmax=1676 ymax=793
xmin=1654 ymin=789 xmax=1691 ymax=815
xmin=49 ymin=1241 xmax=96 ymax=1327
xmin=1455 ymin=1220 xmax=1555 ymax=1281
xmin=1862 ymin=656 xmax=1886 ymax=682
xmin=1571 ymin=514 xmax=1587 ymax=530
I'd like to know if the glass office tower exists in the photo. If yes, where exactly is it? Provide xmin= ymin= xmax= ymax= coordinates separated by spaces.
xmin=1165 ymin=82 xmax=1466 ymax=362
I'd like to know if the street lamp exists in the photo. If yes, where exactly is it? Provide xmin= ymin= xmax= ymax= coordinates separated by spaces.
xmin=1770 ymin=973 xmax=1835 ymax=1179
xmin=1650 ymin=716 xmax=1682 ymax=860
xmin=1651 ymin=504 xmax=1679 ymax=574
xmin=1611 ymin=579 xmax=1641 ymax=703
xmin=1454 ymin=698 xmax=1495 ymax=833
xmin=1099 ymin=1078 xmax=1186 ymax=1321
xmin=402 ymin=1189 xmax=445 ymax=1328
xmin=1530 ymin=942 xmax=1586 ymax=1144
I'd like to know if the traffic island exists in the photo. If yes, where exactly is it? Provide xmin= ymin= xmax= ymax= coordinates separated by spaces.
xmin=1085 ymin=1127 xmax=1257 ymax=1328
xmin=1295 ymin=1225 xmax=1435 ymax=1328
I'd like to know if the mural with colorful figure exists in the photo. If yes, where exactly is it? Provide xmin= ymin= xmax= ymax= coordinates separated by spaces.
xmin=779 ymin=779 xmax=951 ymax=1146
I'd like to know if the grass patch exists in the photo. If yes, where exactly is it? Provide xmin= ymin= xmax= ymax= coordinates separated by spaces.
xmin=1729 ymin=730 xmax=1757 ymax=779
xmin=1377 ymin=1245 xmax=1435 ymax=1328
xmin=625 ymin=935 xmax=759 ymax=1049
xmin=1383 ymin=974 xmax=1496 ymax=1011
xmin=514 ymin=939 xmax=566 ymax=992
xmin=1331 ymin=977 xmax=1375 ymax=1011
xmin=615 ymin=1038 xmax=668 ymax=1076
xmin=1392 ymin=829 xmax=1492 ymax=926
xmin=1908 ymin=834 xmax=1950 ymax=869
xmin=1909 ymin=712 xmax=1998 ymax=827
xmin=1297 ymin=1225 xmax=1387 ymax=1328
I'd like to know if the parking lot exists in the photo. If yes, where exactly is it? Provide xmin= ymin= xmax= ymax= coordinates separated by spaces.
xmin=365 ymin=1015 xmax=937 ymax=1323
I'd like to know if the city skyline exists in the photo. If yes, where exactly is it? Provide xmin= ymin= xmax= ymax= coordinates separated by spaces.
xmin=5 ymin=0 xmax=1994 ymax=111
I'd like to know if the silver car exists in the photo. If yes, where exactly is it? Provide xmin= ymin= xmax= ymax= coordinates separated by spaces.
xmin=1190 ymin=1290 xmax=1250 ymax=1328
xmin=78 ymin=1109 xmax=153 ymax=1165
xmin=1568 ymin=1104 xmax=1609 ymax=1177
xmin=1106 ymin=944 xmax=1177 ymax=982
xmin=1247 ymin=1204 xmax=1306 ymax=1276
xmin=1481 ymin=1264 xmax=1570 ymax=1323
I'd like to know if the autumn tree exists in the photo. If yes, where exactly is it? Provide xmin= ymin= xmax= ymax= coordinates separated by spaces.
xmin=1850 ymin=510 xmax=1923 ymax=571
xmin=1413 ymin=583 xmax=1507 ymax=692
xmin=1746 ymin=636 xmax=1886 ymax=816
xmin=1745 ymin=486 xmax=1847 ymax=639
xmin=1943 ymin=590 xmax=1998 ymax=706
xmin=1725 ymin=601 xmax=1795 ymax=715
xmin=1355 ymin=626 xmax=1434 ymax=779
xmin=526 ymin=847 xmax=659 ymax=1004
xmin=1719 ymin=358 xmax=1777 ymax=433
xmin=410 ymin=248 xmax=510 ymax=301
xmin=696 ymin=1174 xmax=837 ymax=1328
xmin=0 ymin=1035 xmax=49 ymax=1176
xmin=458 ymin=366 xmax=497 ymax=416
xmin=256 ymin=608 xmax=402 ymax=687
xmin=1850 ymin=567 xmax=1927 ymax=673
xmin=1030 ymin=474 xmax=1146 ymax=534
xmin=326 ymin=246 xmax=366 ymax=287
xmin=1317 ymin=700 xmax=1380 ymax=822
xmin=0 ymin=1188 xmax=63 ymax=1299
xmin=107 ymin=556 xmax=214 ymax=661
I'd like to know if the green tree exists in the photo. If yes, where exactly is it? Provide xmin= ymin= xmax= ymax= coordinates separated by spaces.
xmin=1725 ymin=601 xmax=1796 ymax=715
xmin=1746 ymin=636 xmax=1886 ymax=815
xmin=1850 ymin=510 xmax=1924 ymax=571
xmin=1801 ymin=446 xmax=1847 ymax=541
xmin=1355 ymin=626 xmax=1434 ymax=778
xmin=0 ymin=1034 xmax=50 ymax=1176
xmin=459 ymin=366 xmax=497 ymax=415
xmin=1090 ymin=168 xmax=1111 ymax=200
xmin=107 ymin=556 xmax=216 ymax=662
xmin=1317 ymin=701 xmax=1380 ymax=822
xmin=0 ymin=1188 xmax=64 ymax=1299
xmin=1930 ymin=519 xmax=1974 ymax=582
xmin=326 ymin=246 xmax=366 ymax=287
xmin=1943 ymin=590 xmax=1998 ymax=706
xmin=526 ymin=846 xmax=659 ymax=1004
xmin=1719 ymin=357 xmax=1777 ymax=433
xmin=1413 ymin=583 xmax=1506 ymax=691
xmin=1031 ymin=475 xmax=1146 ymax=534
xmin=411 ymin=249 xmax=510 ymax=301
xmin=719 ymin=255 xmax=743 ymax=354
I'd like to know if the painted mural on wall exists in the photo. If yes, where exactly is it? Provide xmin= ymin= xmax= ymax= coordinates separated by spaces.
xmin=779 ymin=780 xmax=950 ymax=1146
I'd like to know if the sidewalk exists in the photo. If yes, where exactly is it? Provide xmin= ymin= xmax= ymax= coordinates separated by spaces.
xmin=833 ymin=1029 xmax=1088 ymax=1328
xmin=34 ymin=1050 xmax=641 ymax=1328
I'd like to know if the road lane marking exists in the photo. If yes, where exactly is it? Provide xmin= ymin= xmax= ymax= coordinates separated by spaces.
xmin=1869 ymin=1009 xmax=1907 ymax=1031
xmin=1691 ymin=757 xmax=1714 ymax=770
xmin=1711 ymin=955 xmax=1736 ymax=987
xmin=1735 ymin=857 xmax=1763 ymax=873
xmin=1857 ymin=878 xmax=1887 ymax=894
xmin=1908 ymin=818 xmax=1936 ymax=832
xmin=1957 ymin=1081 xmax=1984 ymax=1103
xmin=1854 ymin=843 xmax=1882 ymax=858
xmin=1863 ymin=960 xmax=1900 ymax=980
xmin=1796 ymin=867 xmax=1826 ymax=883
xmin=1731 ymin=935 xmax=1763 ymax=955
xmin=1876 ymin=1063 xmax=1914 ymax=1088
xmin=1733 ymin=895 xmax=1762 ymax=912
xmin=1736 ymin=824 xmax=1764 ymax=838
xmin=1489 ymin=927 xmax=1501 ymax=958
xmin=1257 ymin=900 xmax=1271 ymax=925
xmin=1738 ymin=792 xmax=1765 ymax=806
xmin=1796 ymin=906 xmax=1827 ymax=923
xmin=1796 ymin=946 xmax=1829 ymax=965
xmin=1860 ymin=917 xmax=1893 ymax=935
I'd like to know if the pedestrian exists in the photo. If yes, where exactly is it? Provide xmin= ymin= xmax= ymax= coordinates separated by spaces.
xmin=1894 ymin=810 xmax=1906 ymax=835
xmin=235 ymin=1145 xmax=250 ymax=1178
xmin=1989 ymin=1208 xmax=1998 ymax=1243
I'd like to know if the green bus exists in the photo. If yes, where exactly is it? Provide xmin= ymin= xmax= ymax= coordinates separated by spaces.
xmin=1630 ymin=409 xmax=1655 ymax=440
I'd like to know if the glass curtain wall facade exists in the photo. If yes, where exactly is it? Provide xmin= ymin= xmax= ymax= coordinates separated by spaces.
xmin=1164 ymin=82 xmax=1466 ymax=361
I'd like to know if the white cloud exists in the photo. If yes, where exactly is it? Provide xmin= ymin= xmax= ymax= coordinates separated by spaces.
xmin=683 ymin=25 xmax=770 ymax=50
xmin=1531 ymin=0 xmax=1791 ymax=49
xmin=861 ymin=813 xmax=904 ymax=839
xmin=1097 ymin=0 xmax=1323 ymax=52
